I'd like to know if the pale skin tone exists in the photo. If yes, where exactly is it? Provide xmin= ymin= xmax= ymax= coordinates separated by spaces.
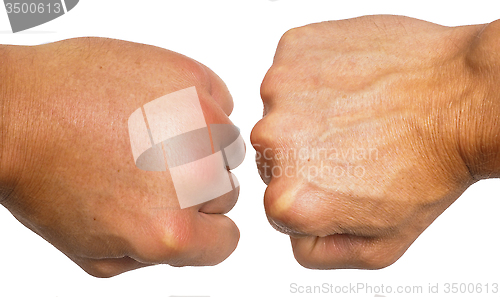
xmin=0 ymin=38 xmax=240 ymax=277
xmin=251 ymin=15 xmax=500 ymax=269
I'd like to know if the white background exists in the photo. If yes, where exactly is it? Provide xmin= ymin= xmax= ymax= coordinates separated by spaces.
xmin=0 ymin=1 xmax=499 ymax=296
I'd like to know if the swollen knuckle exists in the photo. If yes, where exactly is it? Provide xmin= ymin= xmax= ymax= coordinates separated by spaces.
xmin=132 ymin=217 xmax=192 ymax=264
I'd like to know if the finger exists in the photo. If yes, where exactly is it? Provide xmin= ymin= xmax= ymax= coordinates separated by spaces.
xmin=290 ymin=233 xmax=414 ymax=270
xmin=128 ymin=211 xmax=239 ymax=267
xmin=70 ymin=256 xmax=151 ymax=278
xmin=262 ymin=171 xmax=413 ymax=238
xmin=174 ymin=212 xmax=240 ymax=266
xmin=198 ymin=173 xmax=239 ymax=214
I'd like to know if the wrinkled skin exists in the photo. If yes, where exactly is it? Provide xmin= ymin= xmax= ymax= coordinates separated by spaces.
xmin=0 ymin=38 xmax=241 ymax=277
xmin=251 ymin=15 xmax=500 ymax=269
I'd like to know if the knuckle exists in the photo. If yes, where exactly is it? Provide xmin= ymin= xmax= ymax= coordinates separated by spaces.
xmin=260 ymin=65 xmax=288 ymax=101
xmin=264 ymin=185 xmax=294 ymax=229
xmin=279 ymin=27 xmax=305 ymax=46
xmin=184 ymin=60 xmax=211 ymax=88
xmin=275 ymin=26 xmax=314 ymax=59
xmin=251 ymin=114 xmax=286 ymax=150
xmin=250 ymin=118 xmax=270 ymax=148
xmin=132 ymin=215 xmax=193 ymax=264
xmin=252 ymin=116 xmax=288 ymax=185
xmin=168 ymin=56 xmax=211 ymax=91
xmin=264 ymin=183 xmax=319 ymax=236
xmin=266 ymin=183 xmax=341 ymax=237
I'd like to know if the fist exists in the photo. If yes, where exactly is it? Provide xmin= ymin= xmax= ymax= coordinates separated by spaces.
xmin=251 ymin=16 xmax=488 ymax=269
xmin=0 ymin=38 xmax=242 ymax=277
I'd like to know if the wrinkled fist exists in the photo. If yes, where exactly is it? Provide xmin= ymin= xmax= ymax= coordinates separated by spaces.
xmin=251 ymin=16 xmax=492 ymax=269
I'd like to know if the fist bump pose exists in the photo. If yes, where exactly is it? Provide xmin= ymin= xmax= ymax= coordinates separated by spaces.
xmin=1 ymin=15 xmax=499 ymax=276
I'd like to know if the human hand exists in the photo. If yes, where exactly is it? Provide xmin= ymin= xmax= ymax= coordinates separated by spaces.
xmin=0 ymin=38 xmax=242 ymax=277
xmin=251 ymin=15 xmax=498 ymax=269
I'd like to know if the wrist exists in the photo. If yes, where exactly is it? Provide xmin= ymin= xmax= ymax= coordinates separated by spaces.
xmin=0 ymin=45 xmax=23 ymax=206
xmin=461 ymin=20 xmax=500 ymax=179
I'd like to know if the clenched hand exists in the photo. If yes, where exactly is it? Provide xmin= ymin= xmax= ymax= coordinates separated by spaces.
xmin=0 ymin=38 xmax=241 ymax=277
xmin=252 ymin=15 xmax=500 ymax=269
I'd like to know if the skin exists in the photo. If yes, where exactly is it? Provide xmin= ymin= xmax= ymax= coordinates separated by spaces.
xmin=251 ymin=15 xmax=500 ymax=269
xmin=0 ymin=38 xmax=241 ymax=277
